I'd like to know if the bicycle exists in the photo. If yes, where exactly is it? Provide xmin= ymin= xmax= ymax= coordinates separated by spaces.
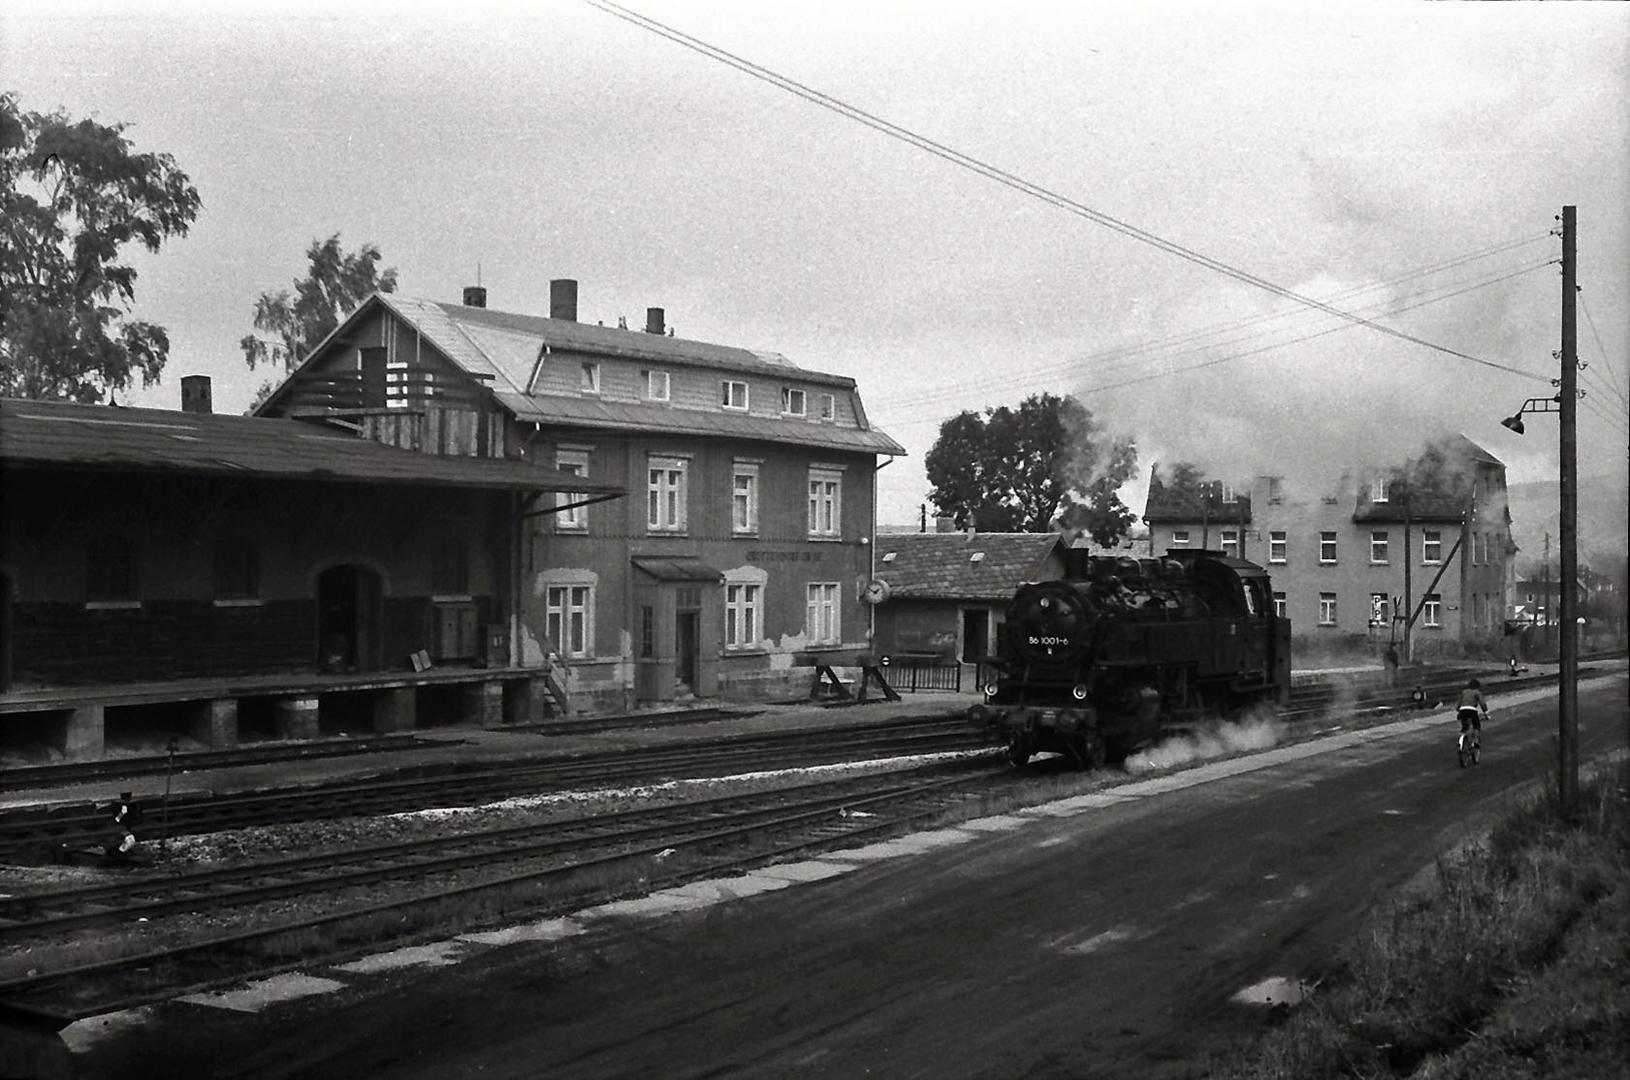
xmin=1456 ymin=707 xmax=1484 ymax=768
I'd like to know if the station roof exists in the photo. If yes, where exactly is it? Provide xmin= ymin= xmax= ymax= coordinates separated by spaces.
xmin=874 ymin=532 xmax=1071 ymax=601
xmin=0 ymin=398 xmax=626 ymax=496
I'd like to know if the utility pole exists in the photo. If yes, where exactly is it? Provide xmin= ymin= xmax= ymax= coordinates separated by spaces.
xmin=1403 ymin=477 xmax=1413 ymax=665
xmin=1558 ymin=204 xmax=1580 ymax=818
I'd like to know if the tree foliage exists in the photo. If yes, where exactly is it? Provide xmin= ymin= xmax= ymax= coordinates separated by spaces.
xmin=0 ymin=92 xmax=201 ymax=402
xmin=924 ymin=392 xmax=1138 ymax=544
xmin=240 ymin=234 xmax=398 ymax=387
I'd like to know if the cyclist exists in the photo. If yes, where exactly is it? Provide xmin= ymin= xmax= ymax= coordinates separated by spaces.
xmin=1456 ymin=678 xmax=1488 ymax=742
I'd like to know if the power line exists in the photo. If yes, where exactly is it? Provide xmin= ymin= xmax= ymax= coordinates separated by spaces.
xmin=879 ymin=255 xmax=1554 ymax=421
xmin=589 ymin=0 xmax=1551 ymax=385
xmin=1578 ymin=292 xmax=1627 ymax=408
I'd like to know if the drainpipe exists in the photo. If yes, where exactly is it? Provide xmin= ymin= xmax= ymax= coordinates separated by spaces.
xmin=870 ymin=455 xmax=895 ymax=650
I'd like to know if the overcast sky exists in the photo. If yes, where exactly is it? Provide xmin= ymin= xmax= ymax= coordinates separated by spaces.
xmin=6 ymin=0 xmax=1627 ymax=529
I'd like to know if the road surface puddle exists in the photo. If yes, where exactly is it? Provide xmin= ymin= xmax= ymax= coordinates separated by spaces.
xmin=1232 ymin=975 xmax=1312 ymax=1007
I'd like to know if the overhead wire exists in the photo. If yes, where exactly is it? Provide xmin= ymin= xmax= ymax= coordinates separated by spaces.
xmin=588 ymin=0 xmax=1551 ymax=386
xmin=875 ymin=234 xmax=1555 ymax=419
xmin=877 ymin=253 xmax=1556 ymax=424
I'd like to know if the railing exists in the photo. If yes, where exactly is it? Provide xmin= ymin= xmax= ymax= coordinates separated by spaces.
xmin=881 ymin=653 xmax=962 ymax=693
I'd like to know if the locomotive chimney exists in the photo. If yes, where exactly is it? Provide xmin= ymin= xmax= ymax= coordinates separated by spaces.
xmin=462 ymin=285 xmax=487 ymax=308
xmin=550 ymin=279 xmax=578 ymax=322
xmin=180 ymin=375 xmax=213 ymax=414
xmin=645 ymin=307 xmax=665 ymax=335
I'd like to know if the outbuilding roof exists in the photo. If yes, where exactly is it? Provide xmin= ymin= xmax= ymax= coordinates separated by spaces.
xmin=874 ymin=532 xmax=1070 ymax=601
xmin=0 ymin=398 xmax=626 ymax=496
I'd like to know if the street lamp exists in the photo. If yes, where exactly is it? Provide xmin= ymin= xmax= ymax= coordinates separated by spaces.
xmin=1497 ymin=204 xmax=1580 ymax=819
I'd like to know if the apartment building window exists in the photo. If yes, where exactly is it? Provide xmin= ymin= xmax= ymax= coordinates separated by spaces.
xmin=721 ymin=380 xmax=749 ymax=410
xmin=1220 ymin=529 xmax=1239 ymax=559
xmin=1371 ymin=477 xmax=1389 ymax=503
xmin=1423 ymin=593 xmax=1442 ymax=628
xmin=1319 ymin=531 xmax=1337 ymax=564
xmin=87 ymin=533 xmax=137 ymax=602
xmin=580 ymin=362 xmax=600 ymax=394
xmin=725 ymin=582 xmax=761 ymax=649
xmin=806 ymin=582 xmax=840 ymax=644
xmin=1423 ymin=530 xmax=1442 ymax=564
xmin=781 ymin=387 xmax=806 ymax=416
xmin=1370 ymin=531 xmax=1389 ymax=564
xmin=808 ymin=467 xmax=842 ymax=539
xmin=1272 ymin=591 xmax=1287 ymax=618
xmin=1269 ymin=530 xmax=1286 ymax=564
xmin=644 ymin=370 xmax=670 ymax=402
xmin=818 ymin=393 xmax=835 ymax=421
xmin=1171 ymin=530 xmax=1191 ymax=548
xmin=546 ymin=584 xmax=593 ymax=658
xmin=732 ymin=462 xmax=760 ymax=535
xmin=1267 ymin=477 xmax=1284 ymax=503
xmin=1318 ymin=592 xmax=1337 ymax=626
xmin=556 ymin=449 xmax=590 ymax=531
xmin=212 ymin=537 xmax=260 ymax=600
xmin=648 ymin=456 xmax=688 ymax=533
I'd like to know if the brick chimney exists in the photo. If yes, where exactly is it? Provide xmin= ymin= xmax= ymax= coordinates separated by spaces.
xmin=645 ymin=307 xmax=665 ymax=335
xmin=550 ymin=279 xmax=578 ymax=322
xmin=462 ymin=285 xmax=487 ymax=308
xmin=180 ymin=375 xmax=213 ymax=414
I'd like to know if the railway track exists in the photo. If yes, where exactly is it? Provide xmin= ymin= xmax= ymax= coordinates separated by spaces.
xmin=0 ymin=763 xmax=1006 ymax=1020
xmin=0 ymin=715 xmax=985 ymax=860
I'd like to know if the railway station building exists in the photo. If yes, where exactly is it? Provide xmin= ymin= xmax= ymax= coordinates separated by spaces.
xmin=258 ymin=280 xmax=904 ymax=713
xmin=0 ymin=393 xmax=622 ymax=759
xmin=1140 ymin=435 xmax=1515 ymax=663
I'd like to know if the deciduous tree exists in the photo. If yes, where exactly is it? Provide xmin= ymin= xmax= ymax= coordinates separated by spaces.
xmin=0 ymin=93 xmax=200 ymax=402
xmin=925 ymin=392 xmax=1138 ymax=541
xmin=241 ymin=234 xmax=397 ymax=407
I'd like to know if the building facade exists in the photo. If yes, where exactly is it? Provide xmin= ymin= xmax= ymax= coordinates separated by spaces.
xmin=1142 ymin=436 xmax=1514 ymax=662
xmin=262 ymin=281 xmax=904 ymax=712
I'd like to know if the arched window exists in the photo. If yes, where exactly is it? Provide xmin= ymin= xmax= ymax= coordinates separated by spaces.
xmin=87 ymin=534 xmax=137 ymax=601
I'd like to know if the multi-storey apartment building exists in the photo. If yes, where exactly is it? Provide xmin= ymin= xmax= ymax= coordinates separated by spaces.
xmin=1142 ymin=436 xmax=1514 ymax=661
xmin=262 ymin=280 xmax=904 ymax=711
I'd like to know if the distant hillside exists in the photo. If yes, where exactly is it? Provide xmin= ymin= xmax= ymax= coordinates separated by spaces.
xmin=1506 ymin=474 xmax=1628 ymax=573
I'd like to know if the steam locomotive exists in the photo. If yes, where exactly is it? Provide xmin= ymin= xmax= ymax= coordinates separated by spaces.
xmin=968 ymin=548 xmax=1291 ymax=767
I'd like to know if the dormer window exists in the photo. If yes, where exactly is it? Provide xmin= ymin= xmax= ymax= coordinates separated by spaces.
xmin=818 ymin=393 xmax=835 ymax=422
xmin=580 ymin=362 xmax=601 ymax=394
xmin=644 ymin=370 xmax=670 ymax=402
xmin=722 ymin=380 xmax=749 ymax=410
xmin=781 ymin=387 xmax=806 ymax=417
xmin=1371 ymin=477 xmax=1389 ymax=503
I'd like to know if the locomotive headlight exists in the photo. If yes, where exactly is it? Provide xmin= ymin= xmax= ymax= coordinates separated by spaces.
xmin=1071 ymin=684 xmax=1089 ymax=701
xmin=984 ymin=681 xmax=1001 ymax=699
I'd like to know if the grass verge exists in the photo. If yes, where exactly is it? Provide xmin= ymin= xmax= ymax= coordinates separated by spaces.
xmin=1211 ymin=759 xmax=1630 ymax=1079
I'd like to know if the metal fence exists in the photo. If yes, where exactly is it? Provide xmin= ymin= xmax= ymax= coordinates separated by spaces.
xmin=881 ymin=654 xmax=962 ymax=693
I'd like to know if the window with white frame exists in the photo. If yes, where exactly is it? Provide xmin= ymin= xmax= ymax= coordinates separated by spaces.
xmin=724 ymin=582 xmax=761 ymax=649
xmin=644 ymin=370 xmax=670 ymax=402
xmin=1272 ymin=591 xmax=1287 ymax=618
xmin=580 ymin=362 xmax=600 ymax=394
xmin=1423 ymin=593 xmax=1442 ymax=627
xmin=806 ymin=582 xmax=840 ymax=644
xmin=732 ymin=462 xmax=760 ymax=535
xmin=1171 ymin=530 xmax=1190 ymax=548
xmin=1423 ymin=530 xmax=1442 ymax=564
xmin=1269 ymin=530 xmax=1286 ymax=564
xmin=556 ymin=449 xmax=590 ymax=530
xmin=807 ymin=467 xmax=842 ymax=539
xmin=780 ymin=387 xmax=806 ymax=416
xmin=1318 ymin=592 xmax=1337 ymax=626
xmin=546 ymin=584 xmax=593 ymax=657
xmin=647 ymin=456 xmax=688 ymax=533
xmin=1220 ymin=529 xmax=1239 ymax=558
xmin=721 ymin=380 xmax=748 ymax=410
xmin=818 ymin=393 xmax=835 ymax=421
xmin=1319 ymin=531 xmax=1338 ymax=564
xmin=1371 ymin=477 xmax=1389 ymax=503
xmin=1370 ymin=530 xmax=1389 ymax=564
